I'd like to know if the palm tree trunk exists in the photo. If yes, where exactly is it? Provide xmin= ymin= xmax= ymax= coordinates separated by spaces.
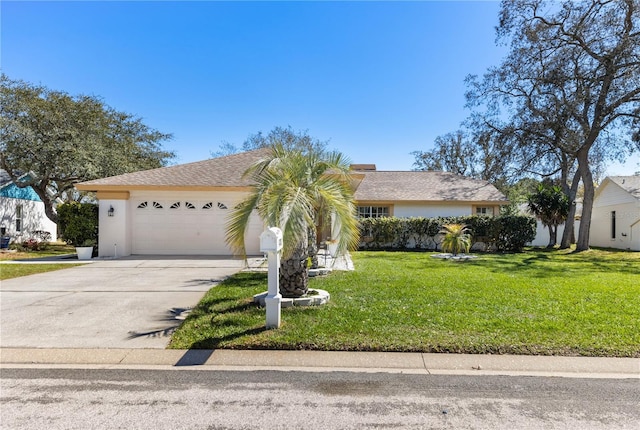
xmin=279 ymin=246 xmax=309 ymax=298
xmin=547 ymin=225 xmax=555 ymax=248
xmin=307 ymin=226 xmax=319 ymax=269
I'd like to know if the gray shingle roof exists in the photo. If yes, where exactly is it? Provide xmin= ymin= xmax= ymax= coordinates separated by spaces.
xmin=353 ymin=170 xmax=508 ymax=202
xmin=608 ymin=176 xmax=640 ymax=199
xmin=76 ymin=148 xmax=271 ymax=189
xmin=76 ymin=149 xmax=508 ymax=203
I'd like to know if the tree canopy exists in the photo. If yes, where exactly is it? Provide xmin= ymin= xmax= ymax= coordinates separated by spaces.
xmin=0 ymin=75 xmax=175 ymax=223
xmin=211 ymin=126 xmax=329 ymax=158
xmin=417 ymin=0 xmax=639 ymax=251
xmin=411 ymin=128 xmax=514 ymax=192
xmin=485 ymin=0 xmax=639 ymax=251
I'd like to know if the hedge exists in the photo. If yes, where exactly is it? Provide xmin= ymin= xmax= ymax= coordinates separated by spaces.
xmin=359 ymin=215 xmax=536 ymax=253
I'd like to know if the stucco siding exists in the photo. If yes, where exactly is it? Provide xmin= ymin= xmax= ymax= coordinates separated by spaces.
xmin=393 ymin=203 xmax=472 ymax=218
xmin=590 ymin=201 xmax=640 ymax=251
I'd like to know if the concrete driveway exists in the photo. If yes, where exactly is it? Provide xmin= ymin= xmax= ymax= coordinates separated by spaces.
xmin=0 ymin=256 xmax=264 ymax=349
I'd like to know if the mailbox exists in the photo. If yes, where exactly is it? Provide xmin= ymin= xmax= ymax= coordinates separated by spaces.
xmin=260 ymin=227 xmax=283 ymax=252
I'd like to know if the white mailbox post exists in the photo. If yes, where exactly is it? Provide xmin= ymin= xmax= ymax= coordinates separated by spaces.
xmin=259 ymin=227 xmax=284 ymax=329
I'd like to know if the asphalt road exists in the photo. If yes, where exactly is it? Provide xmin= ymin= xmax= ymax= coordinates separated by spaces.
xmin=1 ymin=368 xmax=638 ymax=429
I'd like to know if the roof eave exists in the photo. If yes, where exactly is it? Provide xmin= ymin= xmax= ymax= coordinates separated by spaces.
xmin=75 ymin=184 xmax=255 ymax=192
xmin=354 ymin=198 xmax=510 ymax=205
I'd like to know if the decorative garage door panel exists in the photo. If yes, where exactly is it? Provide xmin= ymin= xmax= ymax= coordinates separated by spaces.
xmin=132 ymin=200 xmax=259 ymax=255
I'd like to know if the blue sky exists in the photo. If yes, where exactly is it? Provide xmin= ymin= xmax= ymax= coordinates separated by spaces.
xmin=2 ymin=0 xmax=638 ymax=175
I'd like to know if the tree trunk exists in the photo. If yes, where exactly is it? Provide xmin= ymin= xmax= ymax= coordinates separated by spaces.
xmin=576 ymin=153 xmax=595 ymax=252
xmin=547 ymin=225 xmax=556 ymax=248
xmin=307 ymin=226 xmax=318 ymax=269
xmin=560 ymin=170 xmax=581 ymax=249
xmin=33 ymin=183 xmax=60 ymax=225
xmin=279 ymin=246 xmax=309 ymax=298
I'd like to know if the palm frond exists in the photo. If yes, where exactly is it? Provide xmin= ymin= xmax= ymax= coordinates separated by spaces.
xmin=225 ymin=192 xmax=261 ymax=257
xmin=226 ymin=141 xmax=359 ymax=260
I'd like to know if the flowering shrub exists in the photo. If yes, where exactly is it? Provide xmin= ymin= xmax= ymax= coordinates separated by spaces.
xmin=22 ymin=238 xmax=43 ymax=251
xmin=20 ymin=230 xmax=52 ymax=251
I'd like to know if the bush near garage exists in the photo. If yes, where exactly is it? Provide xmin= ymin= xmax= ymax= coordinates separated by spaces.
xmin=57 ymin=202 xmax=98 ymax=247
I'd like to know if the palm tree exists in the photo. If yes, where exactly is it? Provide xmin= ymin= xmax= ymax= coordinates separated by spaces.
xmin=439 ymin=223 xmax=472 ymax=256
xmin=527 ymin=183 xmax=569 ymax=248
xmin=226 ymin=144 xmax=360 ymax=298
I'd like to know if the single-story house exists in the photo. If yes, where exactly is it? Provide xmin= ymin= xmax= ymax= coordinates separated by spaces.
xmin=76 ymin=150 xmax=509 ymax=257
xmin=589 ymin=175 xmax=640 ymax=251
xmin=0 ymin=169 xmax=58 ymax=243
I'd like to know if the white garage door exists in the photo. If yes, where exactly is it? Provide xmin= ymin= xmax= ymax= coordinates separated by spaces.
xmin=131 ymin=198 xmax=262 ymax=255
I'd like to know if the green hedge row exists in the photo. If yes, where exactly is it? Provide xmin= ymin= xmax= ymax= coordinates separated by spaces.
xmin=359 ymin=215 xmax=536 ymax=253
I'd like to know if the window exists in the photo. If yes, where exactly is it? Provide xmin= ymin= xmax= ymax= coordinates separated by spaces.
xmin=476 ymin=207 xmax=494 ymax=216
xmin=202 ymin=202 xmax=213 ymax=210
xmin=357 ymin=206 xmax=389 ymax=219
xmin=217 ymin=202 xmax=228 ymax=210
xmin=152 ymin=202 xmax=163 ymax=209
xmin=16 ymin=204 xmax=23 ymax=232
xmin=611 ymin=211 xmax=616 ymax=239
xmin=170 ymin=202 xmax=181 ymax=209
xmin=185 ymin=202 xmax=196 ymax=209
xmin=137 ymin=202 xmax=148 ymax=209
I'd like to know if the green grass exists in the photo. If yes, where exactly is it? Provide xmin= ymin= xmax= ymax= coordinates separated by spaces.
xmin=169 ymin=248 xmax=640 ymax=357
xmin=0 ymin=243 xmax=76 ymax=261
xmin=0 ymin=263 xmax=84 ymax=280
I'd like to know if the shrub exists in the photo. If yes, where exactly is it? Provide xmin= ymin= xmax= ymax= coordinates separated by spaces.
xmin=21 ymin=238 xmax=41 ymax=251
xmin=19 ymin=230 xmax=53 ymax=251
xmin=57 ymin=202 xmax=98 ymax=247
xmin=358 ymin=215 xmax=536 ymax=253
xmin=9 ymin=242 xmax=26 ymax=252
xmin=490 ymin=215 xmax=537 ymax=253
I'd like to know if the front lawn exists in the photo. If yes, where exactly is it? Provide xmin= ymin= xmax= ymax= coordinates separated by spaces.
xmin=169 ymin=249 xmax=640 ymax=357
xmin=0 ymin=263 xmax=84 ymax=280
xmin=0 ymin=243 xmax=76 ymax=260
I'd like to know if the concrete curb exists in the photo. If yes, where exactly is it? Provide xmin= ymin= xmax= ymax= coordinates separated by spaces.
xmin=1 ymin=348 xmax=638 ymax=379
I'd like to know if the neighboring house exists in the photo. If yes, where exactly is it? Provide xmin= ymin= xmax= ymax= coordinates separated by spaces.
xmin=76 ymin=150 xmax=509 ymax=258
xmin=590 ymin=176 xmax=640 ymax=251
xmin=351 ymin=167 xmax=508 ymax=220
xmin=0 ymin=169 xmax=58 ymax=242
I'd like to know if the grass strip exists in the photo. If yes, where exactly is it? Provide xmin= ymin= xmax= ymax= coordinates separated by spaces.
xmin=0 ymin=263 xmax=84 ymax=280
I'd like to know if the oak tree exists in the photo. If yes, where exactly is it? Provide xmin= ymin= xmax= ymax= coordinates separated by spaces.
xmin=0 ymin=75 xmax=174 ymax=223
xmin=467 ymin=0 xmax=640 ymax=251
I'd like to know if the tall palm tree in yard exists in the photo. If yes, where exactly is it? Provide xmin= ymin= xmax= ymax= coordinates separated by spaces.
xmin=226 ymin=144 xmax=360 ymax=298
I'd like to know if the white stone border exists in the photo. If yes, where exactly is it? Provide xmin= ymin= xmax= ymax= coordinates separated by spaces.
xmin=253 ymin=289 xmax=330 ymax=308
xmin=431 ymin=253 xmax=478 ymax=261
